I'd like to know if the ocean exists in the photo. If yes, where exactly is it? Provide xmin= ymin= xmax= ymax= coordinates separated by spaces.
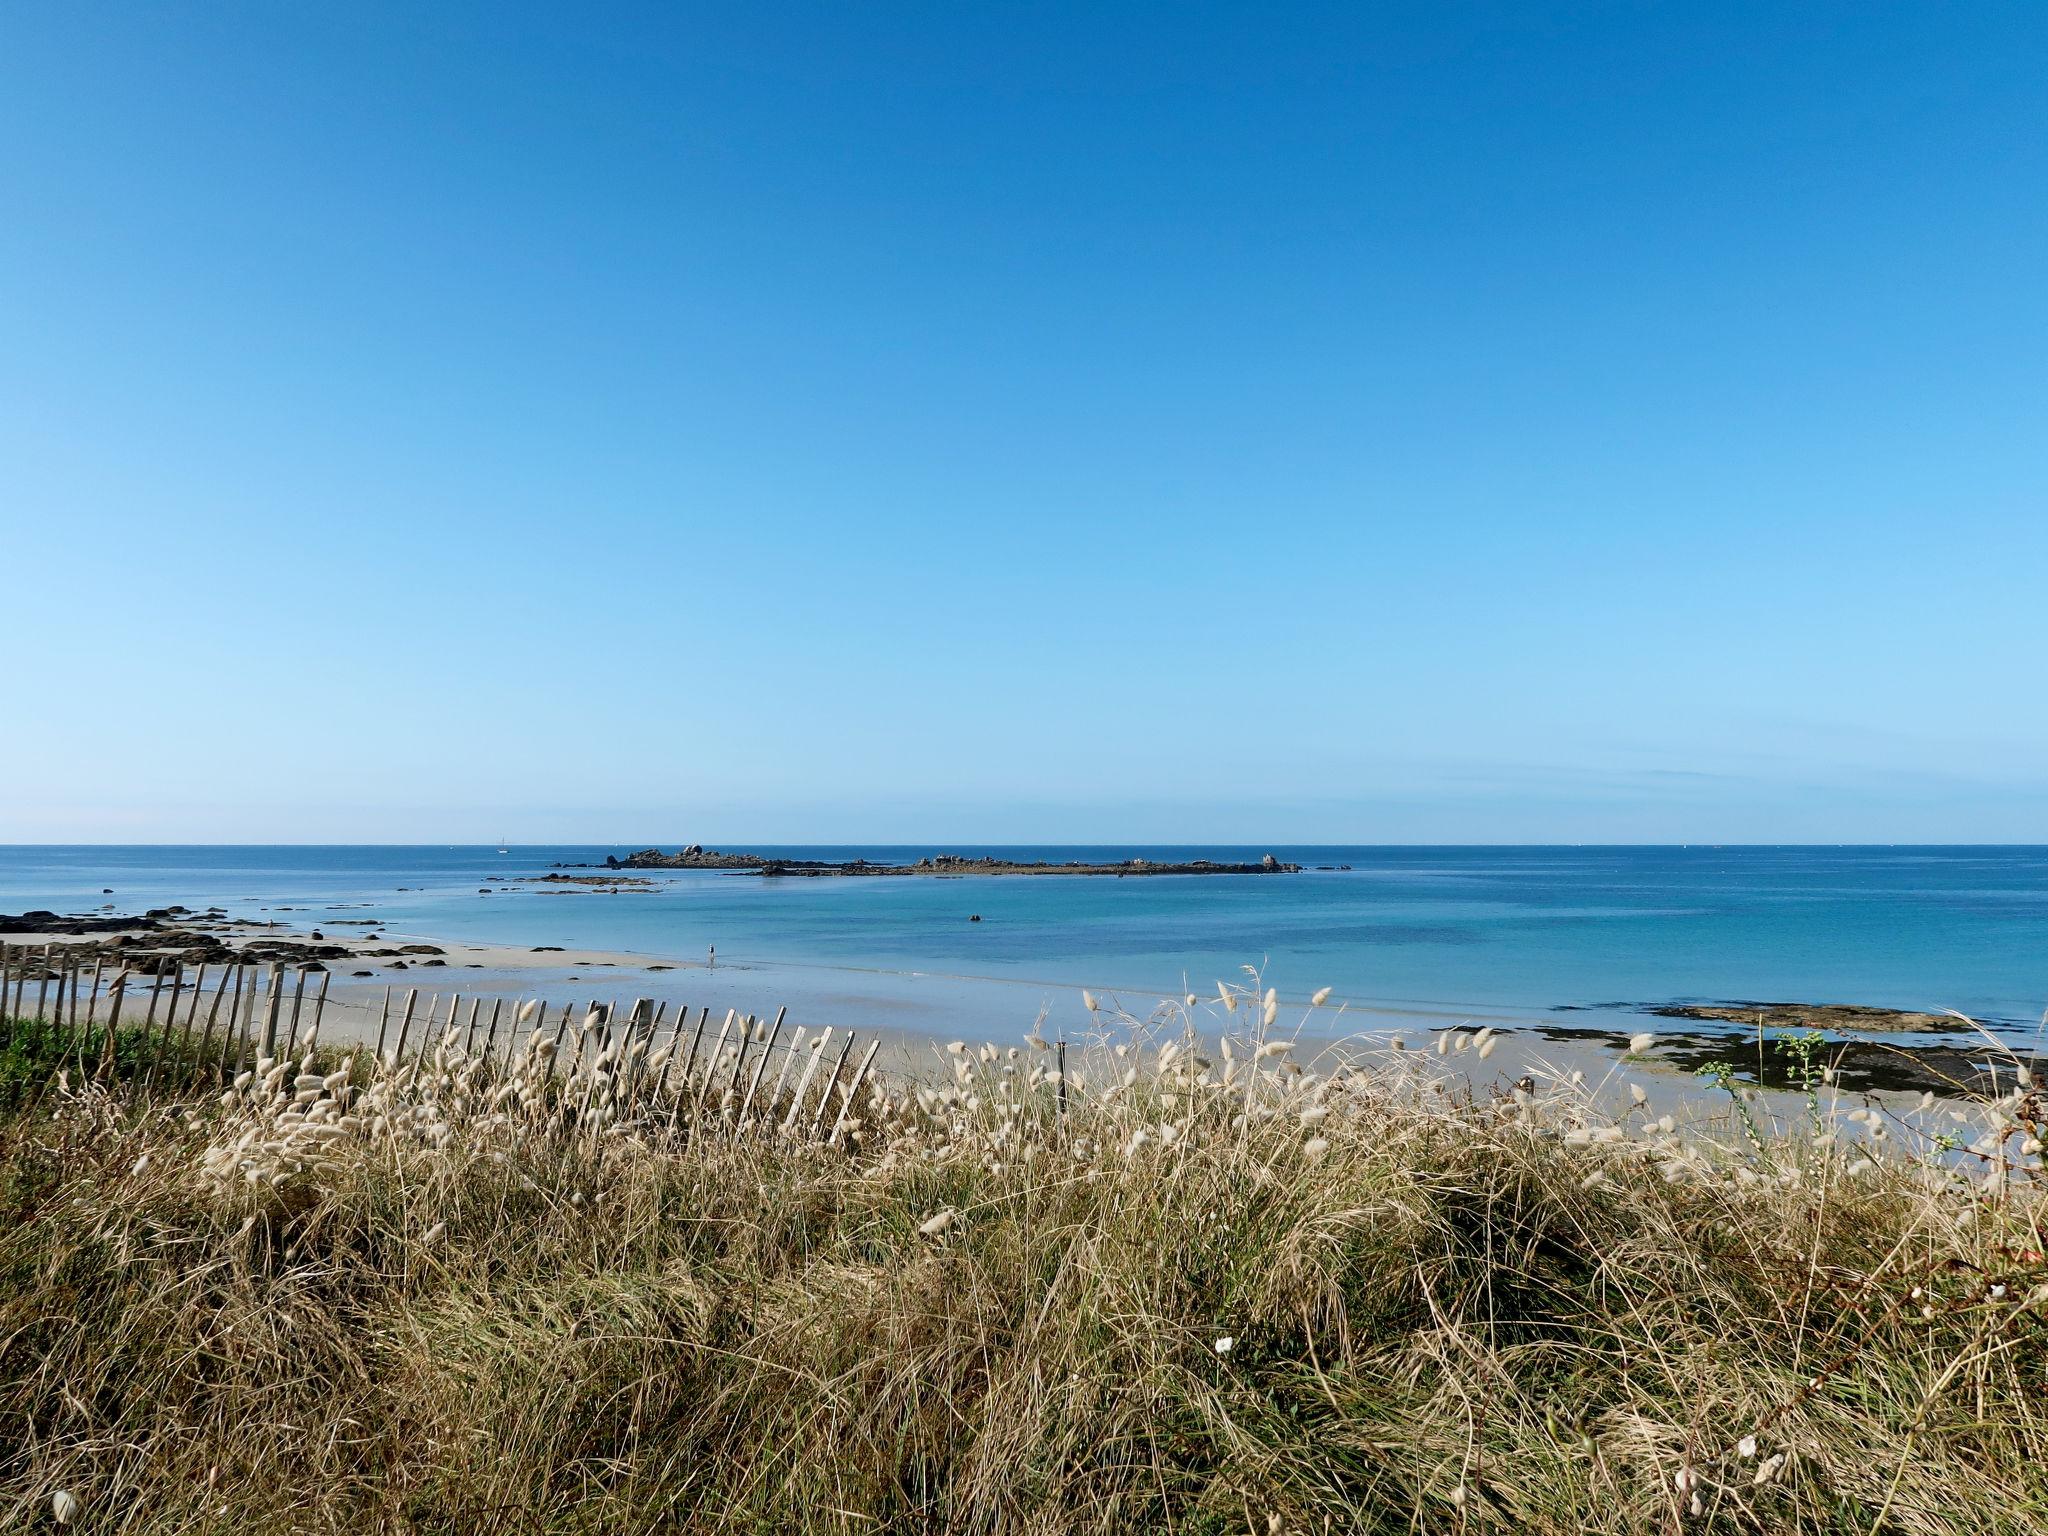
xmin=2 ymin=845 xmax=2045 ymax=1046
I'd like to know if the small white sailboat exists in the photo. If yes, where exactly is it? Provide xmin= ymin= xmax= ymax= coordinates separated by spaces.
xmin=497 ymin=835 xmax=510 ymax=854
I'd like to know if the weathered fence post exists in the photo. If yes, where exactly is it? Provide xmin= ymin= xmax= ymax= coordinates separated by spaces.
xmin=829 ymin=1039 xmax=882 ymax=1147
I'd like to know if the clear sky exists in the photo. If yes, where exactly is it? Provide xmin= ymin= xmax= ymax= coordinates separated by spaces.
xmin=3 ymin=3 xmax=2044 ymax=844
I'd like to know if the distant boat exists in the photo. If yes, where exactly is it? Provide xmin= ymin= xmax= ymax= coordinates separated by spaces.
xmin=497 ymin=836 xmax=509 ymax=854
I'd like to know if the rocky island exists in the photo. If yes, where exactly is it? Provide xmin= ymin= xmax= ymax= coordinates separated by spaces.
xmin=578 ymin=846 xmax=1302 ymax=877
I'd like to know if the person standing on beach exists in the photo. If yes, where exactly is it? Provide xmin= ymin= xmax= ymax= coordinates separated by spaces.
xmin=707 ymin=944 xmax=715 ymax=968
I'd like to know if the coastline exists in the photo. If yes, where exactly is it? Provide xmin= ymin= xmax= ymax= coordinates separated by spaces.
xmin=5 ymin=905 xmax=2008 ymax=1112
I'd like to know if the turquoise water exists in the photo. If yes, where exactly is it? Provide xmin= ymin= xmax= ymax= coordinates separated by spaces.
xmin=3 ymin=845 xmax=2045 ymax=1040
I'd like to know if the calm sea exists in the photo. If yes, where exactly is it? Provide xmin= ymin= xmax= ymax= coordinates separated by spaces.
xmin=2 ymin=845 xmax=2045 ymax=1041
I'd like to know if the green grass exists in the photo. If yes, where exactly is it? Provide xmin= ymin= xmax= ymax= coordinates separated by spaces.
xmin=0 ymin=1013 xmax=222 ymax=1114
xmin=0 ymin=992 xmax=2044 ymax=1533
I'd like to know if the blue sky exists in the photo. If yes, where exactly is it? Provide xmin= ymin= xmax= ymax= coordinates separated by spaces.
xmin=3 ymin=2 xmax=2044 ymax=843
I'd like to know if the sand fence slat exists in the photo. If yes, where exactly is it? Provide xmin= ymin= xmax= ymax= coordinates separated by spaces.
xmin=737 ymin=1006 xmax=787 ymax=1126
xmin=829 ymin=1038 xmax=882 ymax=1146
xmin=783 ymin=1025 xmax=834 ymax=1132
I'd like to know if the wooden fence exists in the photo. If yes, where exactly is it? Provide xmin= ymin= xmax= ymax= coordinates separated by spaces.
xmin=0 ymin=942 xmax=881 ymax=1144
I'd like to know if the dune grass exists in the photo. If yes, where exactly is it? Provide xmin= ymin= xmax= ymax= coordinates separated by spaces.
xmin=1 ymin=982 xmax=2045 ymax=1534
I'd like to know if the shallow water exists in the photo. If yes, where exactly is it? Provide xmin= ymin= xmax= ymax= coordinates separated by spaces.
xmin=3 ymin=845 xmax=2045 ymax=1048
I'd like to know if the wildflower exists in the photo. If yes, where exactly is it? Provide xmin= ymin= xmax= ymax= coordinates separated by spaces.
xmin=945 ymin=1041 xmax=966 ymax=1056
xmin=1737 ymin=1435 xmax=1757 ymax=1458
xmin=1303 ymin=1137 xmax=1330 ymax=1160
xmin=1213 ymin=1335 xmax=1235 ymax=1354
xmin=1312 ymin=986 xmax=1332 ymax=1006
xmin=131 ymin=1153 xmax=151 ymax=1176
xmin=1082 ymin=990 xmax=1098 ymax=1013
xmin=919 ymin=1208 xmax=958 ymax=1238
xmin=1262 ymin=987 xmax=1278 ymax=1026
xmin=53 ymin=1490 xmax=82 ymax=1525
xmin=1630 ymin=1083 xmax=1648 ymax=1106
xmin=1753 ymin=1453 xmax=1786 ymax=1485
xmin=1257 ymin=1039 xmax=1290 ymax=1059
xmin=423 ymin=1221 xmax=447 ymax=1244
xmin=1478 ymin=1035 xmax=1498 ymax=1060
xmin=1628 ymin=1031 xmax=1655 ymax=1055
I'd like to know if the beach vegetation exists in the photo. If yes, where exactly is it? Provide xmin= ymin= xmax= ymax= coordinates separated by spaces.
xmin=0 ymin=981 xmax=2044 ymax=1533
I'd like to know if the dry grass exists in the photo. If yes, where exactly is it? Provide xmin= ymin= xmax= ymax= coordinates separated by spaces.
xmin=2 ymin=977 xmax=2045 ymax=1534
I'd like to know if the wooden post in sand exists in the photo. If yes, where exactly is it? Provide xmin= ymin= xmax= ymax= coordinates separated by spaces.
xmin=764 ymin=1025 xmax=807 ymax=1123
xmin=813 ymin=1029 xmax=859 ymax=1139
xmin=208 ymin=965 xmax=241 ymax=1080
xmin=547 ymin=1002 xmax=574 ymax=1078
xmin=34 ymin=945 xmax=53 ymax=1028
xmin=829 ymin=1038 xmax=881 ymax=1147
xmin=77 ymin=957 xmax=105 ymax=1075
xmin=283 ymin=969 xmax=309 ymax=1058
xmin=388 ymin=987 xmax=420 ymax=1070
xmin=373 ymin=986 xmax=393 ymax=1062
xmin=145 ymin=962 xmax=185 ymax=1092
xmin=74 ymin=954 xmax=96 ymax=1039
xmin=308 ymin=970 xmax=330 ymax=1046
xmin=522 ymin=1001 xmax=546 ymax=1071
xmin=737 ymin=1007 xmax=787 ymax=1126
xmin=723 ymin=1014 xmax=761 ymax=1118
xmin=680 ymin=1006 xmax=709 ymax=1091
xmin=48 ymin=955 xmax=71 ymax=1053
xmin=616 ymin=1001 xmax=646 ymax=1107
xmin=783 ymin=1025 xmax=833 ymax=1132
xmin=193 ymin=965 xmax=227 ymax=1083
xmin=236 ymin=964 xmax=266 ymax=1073
xmin=0 ymin=946 xmax=12 ymax=1049
xmin=179 ymin=962 xmax=209 ymax=1062
xmin=260 ymin=968 xmax=285 ymax=1059
xmin=694 ymin=1011 xmax=734 ymax=1119
xmin=478 ymin=997 xmax=502 ymax=1067
xmin=99 ymin=971 xmax=128 ymax=1082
